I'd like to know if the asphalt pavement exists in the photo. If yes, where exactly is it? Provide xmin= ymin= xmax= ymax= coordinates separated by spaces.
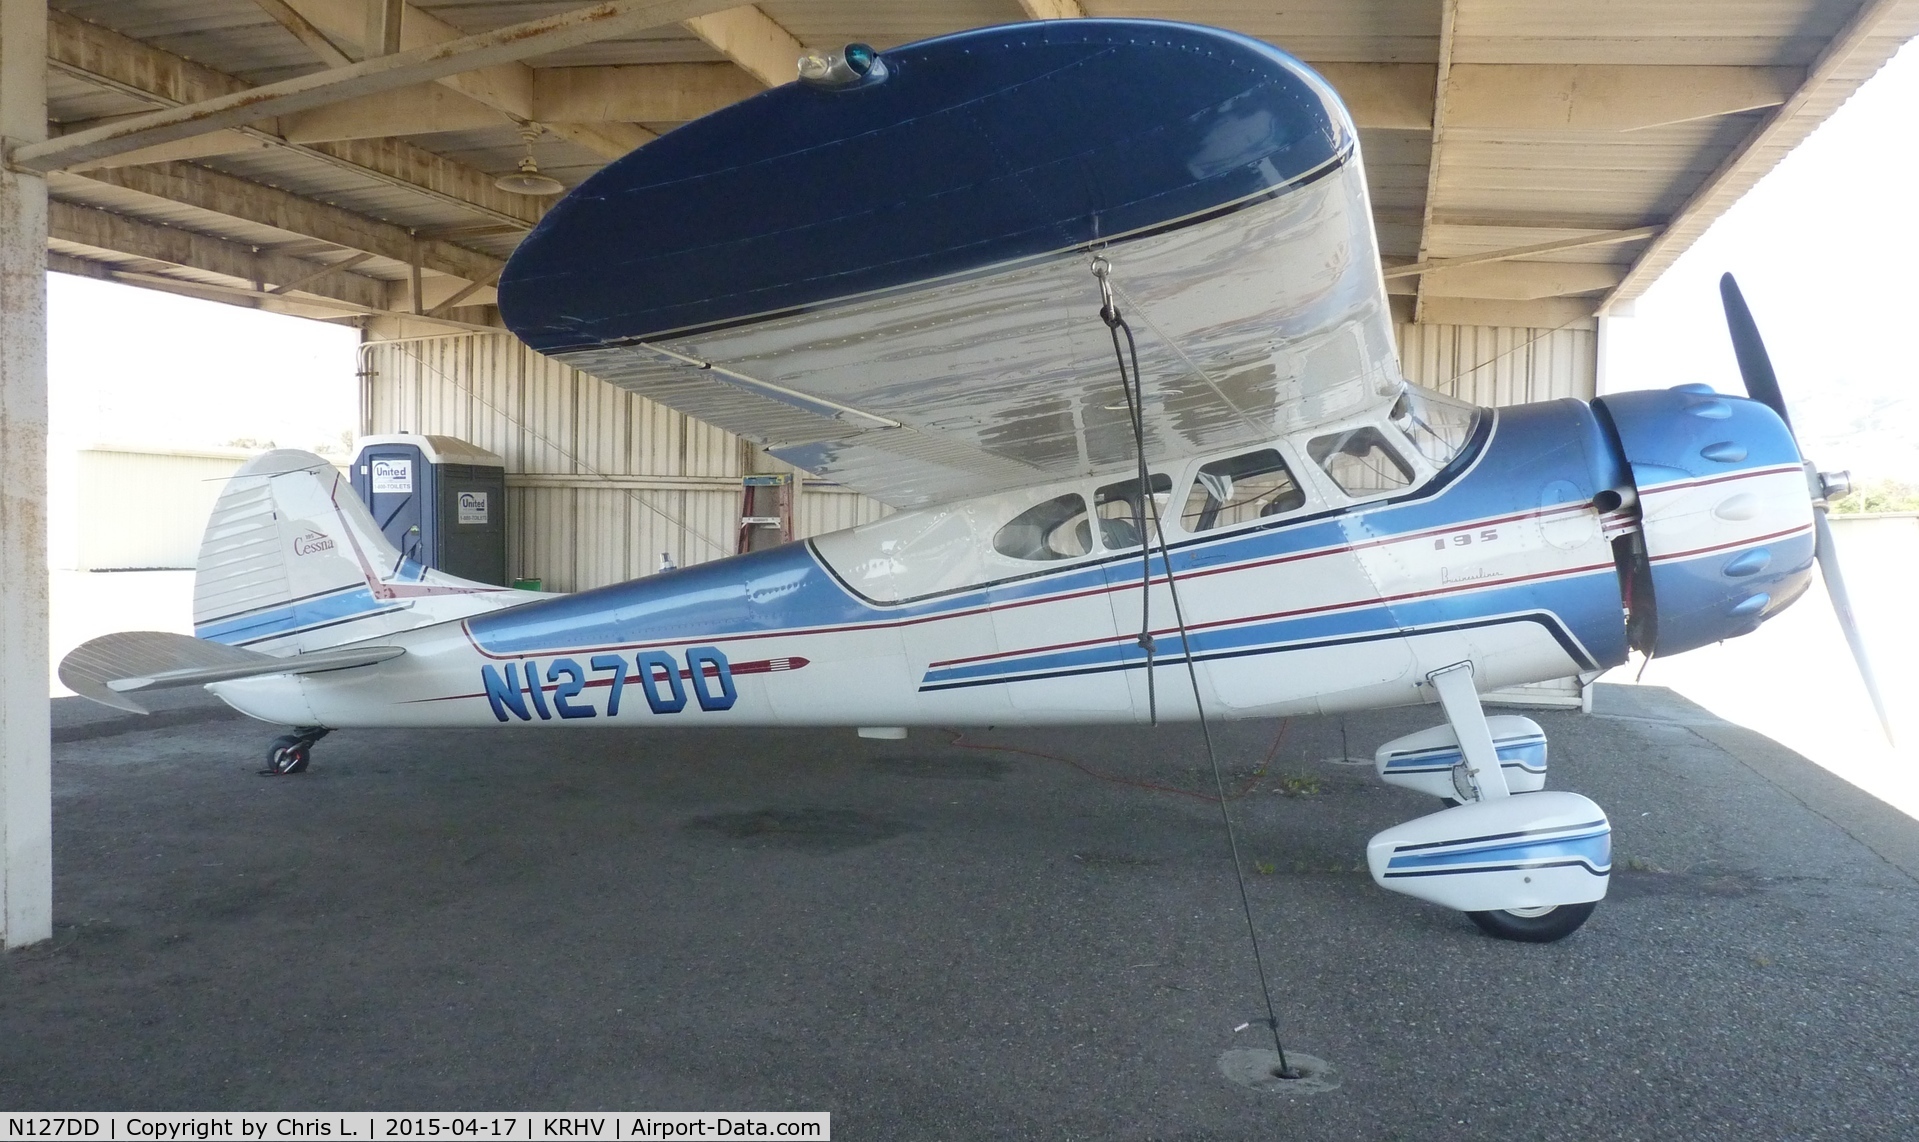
xmin=4 ymin=683 xmax=1916 ymax=1140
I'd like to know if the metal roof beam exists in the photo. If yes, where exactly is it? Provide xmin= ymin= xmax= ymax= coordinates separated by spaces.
xmin=1605 ymin=0 xmax=1915 ymax=307
xmin=281 ymin=0 xmax=533 ymax=114
xmin=1415 ymin=261 xmax=1629 ymax=301
xmin=529 ymin=63 xmax=763 ymax=124
xmin=385 ymin=272 xmax=497 ymax=315
xmin=421 ymin=267 xmax=500 ymax=317
xmin=1433 ymin=211 xmax=1666 ymax=232
xmin=1410 ymin=0 xmax=1459 ymax=324
xmin=13 ymin=0 xmax=725 ymax=171
xmin=1447 ymin=64 xmax=1801 ymax=132
xmin=48 ymin=250 xmax=356 ymax=319
xmin=306 ymin=136 xmax=542 ymax=230
xmin=50 ymin=249 xmax=512 ymax=333
xmin=66 ymin=161 xmax=502 ymax=282
xmin=270 ymin=250 xmax=372 ymax=294
xmin=50 ymin=250 xmax=497 ymax=329
xmin=276 ymin=0 xmax=669 ymax=160
xmin=248 ymin=0 xmax=353 ymax=69
xmin=366 ymin=0 xmax=404 ymax=58
xmin=1017 ymin=1 xmax=1084 ymax=19
xmin=49 ymin=197 xmax=388 ymax=309
xmin=45 ymin=11 xmax=543 ymax=228
xmin=45 ymin=10 xmax=240 ymax=109
xmin=1315 ymin=63 xmax=1437 ymax=131
xmin=63 ymin=129 xmax=276 ymax=170
xmin=682 ymin=6 xmax=805 ymax=89
xmin=1383 ymin=226 xmax=1659 ymax=279
xmin=282 ymin=83 xmax=512 ymax=142
xmin=1417 ymin=296 xmax=1599 ymax=330
xmin=1319 ymin=63 xmax=1801 ymax=133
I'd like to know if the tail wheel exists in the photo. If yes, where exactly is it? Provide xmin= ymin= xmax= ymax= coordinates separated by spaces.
xmin=264 ymin=735 xmax=311 ymax=776
xmin=1467 ymin=900 xmax=1597 ymax=943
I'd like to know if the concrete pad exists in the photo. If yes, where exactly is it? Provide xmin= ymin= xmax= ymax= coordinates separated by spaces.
xmin=3 ymin=684 xmax=1918 ymax=1138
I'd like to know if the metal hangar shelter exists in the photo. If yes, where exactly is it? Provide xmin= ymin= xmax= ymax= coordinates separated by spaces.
xmin=3 ymin=0 xmax=1917 ymax=946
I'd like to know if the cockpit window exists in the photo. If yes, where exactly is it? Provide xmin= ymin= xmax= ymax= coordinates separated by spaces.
xmin=1389 ymin=386 xmax=1480 ymax=467
xmin=993 ymin=493 xmax=1091 ymax=561
xmin=1181 ymin=450 xmax=1306 ymax=532
xmin=1093 ymin=473 xmax=1171 ymax=550
xmin=1308 ymin=427 xmax=1414 ymax=497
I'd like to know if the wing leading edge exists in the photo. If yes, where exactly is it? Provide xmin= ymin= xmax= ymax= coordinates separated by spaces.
xmin=500 ymin=20 xmax=1402 ymax=508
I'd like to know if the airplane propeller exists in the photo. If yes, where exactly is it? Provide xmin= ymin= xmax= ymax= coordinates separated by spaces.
xmin=1717 ymin=272 xmax=1893 ymax=742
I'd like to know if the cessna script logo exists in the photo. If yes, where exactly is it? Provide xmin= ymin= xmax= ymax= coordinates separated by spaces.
xmin=293 ymin=530 xmax=335 ymax=557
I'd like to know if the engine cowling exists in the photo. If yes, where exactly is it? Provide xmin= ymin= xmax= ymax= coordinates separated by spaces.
xmin=1592 ymin=384 xmax=1815 ymax=658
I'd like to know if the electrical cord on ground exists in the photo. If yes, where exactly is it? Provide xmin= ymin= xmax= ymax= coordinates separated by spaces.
xmin=1090 ymin=258 xmax=1300 ymax=1079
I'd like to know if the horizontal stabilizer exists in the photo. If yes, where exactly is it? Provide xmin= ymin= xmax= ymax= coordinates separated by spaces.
xmin=60 ymin=631 xmax=403 ymax=714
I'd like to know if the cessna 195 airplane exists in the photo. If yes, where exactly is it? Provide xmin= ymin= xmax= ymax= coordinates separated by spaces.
xmin=61 ymin=20 xmax=1885 ymax=943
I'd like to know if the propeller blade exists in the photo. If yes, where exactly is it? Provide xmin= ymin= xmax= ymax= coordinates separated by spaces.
xmin=1812 ymin=508 xmax=1894 ymax=743
xmin=1719 ymin=273 xmax=1794 ymax=434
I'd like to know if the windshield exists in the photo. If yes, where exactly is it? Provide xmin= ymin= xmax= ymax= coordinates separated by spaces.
xmin=1389 ymin=385 xmax=1480 ymax=468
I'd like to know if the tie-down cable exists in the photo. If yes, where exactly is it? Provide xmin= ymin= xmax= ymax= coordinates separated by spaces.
xmin=1090 ymin=256 xmax=1300 ymax=1080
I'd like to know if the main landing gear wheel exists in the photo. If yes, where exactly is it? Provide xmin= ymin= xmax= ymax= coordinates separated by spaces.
xmin=261 ymin=727 xmax=329 ymax=776
xmin=1467 ymin=900 xmax=1597 ymax=943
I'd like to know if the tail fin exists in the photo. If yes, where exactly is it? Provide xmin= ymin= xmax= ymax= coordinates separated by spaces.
xmin=193 ymin=449 xmax=534 ymax=654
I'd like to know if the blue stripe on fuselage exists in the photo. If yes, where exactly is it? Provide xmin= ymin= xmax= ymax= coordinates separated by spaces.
xmin=918 ymin=566 xmax=1619 ymax=689
xmin=196 ymin=585 xmax=399 ymax=645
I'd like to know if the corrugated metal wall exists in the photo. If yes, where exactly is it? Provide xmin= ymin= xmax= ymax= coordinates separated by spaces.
xmin=361 ymin=335 xmax=891 ymax=592
xmin=61 ymin=447 xmax=249 ymax=570
xmin=1397 ymin=323 xmax=1597 ymax=405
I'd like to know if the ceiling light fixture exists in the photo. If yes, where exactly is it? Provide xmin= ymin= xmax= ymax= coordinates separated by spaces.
xmin=495 ymin=125 xmax=565 ymax=196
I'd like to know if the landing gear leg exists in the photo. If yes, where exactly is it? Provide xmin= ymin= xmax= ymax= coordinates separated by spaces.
xmin=1426 ymin=662 xmax=1509 ymax=803
xmin=262 ymin=726 xmax=331 ymax=776
xmin=1426 ymin=663 xmax=1596 ymax=943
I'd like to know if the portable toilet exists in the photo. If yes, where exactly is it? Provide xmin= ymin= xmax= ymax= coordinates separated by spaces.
xmin=349 ymin=434 xmax=508 ymax=585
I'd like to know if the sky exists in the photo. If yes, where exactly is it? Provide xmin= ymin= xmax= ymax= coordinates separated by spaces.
xmin=1601 ymin=36 xmax=1919 ymax=484
xmin=47 ymin=273 xmax=360 ymax=455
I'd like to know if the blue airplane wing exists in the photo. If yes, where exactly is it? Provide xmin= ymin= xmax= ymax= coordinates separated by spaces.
xmin=500 ymin=19 xmax=1402 ymax=508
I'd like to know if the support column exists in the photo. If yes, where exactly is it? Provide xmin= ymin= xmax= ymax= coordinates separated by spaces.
xmin=1 ymin=0 xmax=52 ymax=949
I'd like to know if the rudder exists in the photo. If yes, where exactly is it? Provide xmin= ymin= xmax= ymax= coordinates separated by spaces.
xmin=193 ymin=449 xmax=529 ymax=653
